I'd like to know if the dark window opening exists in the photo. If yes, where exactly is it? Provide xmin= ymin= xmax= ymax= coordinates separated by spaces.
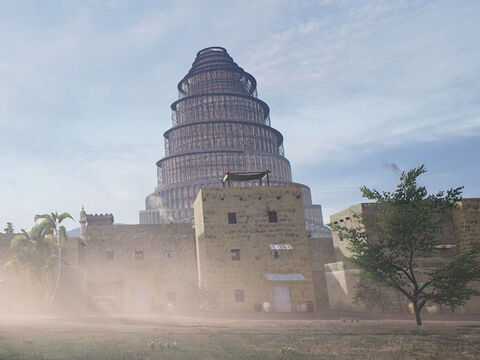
xmin=134 ymin=251 xmax=144 ymax=260
xmin=234 ymin=289 xmax=245 ymax=302
xmin=230 ymin=249 xmax=240 ymax=261
xmin=228 ymin=212 xmax=237 ymax=224
xmin=272 ymin=249 xmax=281 ymax=260
xmin=268 ymin=211 xmax=278 ymax=223
xmin=106 ymin=251 xmax=114 ymax=261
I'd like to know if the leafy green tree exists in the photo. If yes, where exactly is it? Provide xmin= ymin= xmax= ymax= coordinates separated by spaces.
xmin=6 ymin=224 xmax=52 ymax=308
xmin=34 ymin=212 xmax=74 ymax=308
xmin=353 ymin=280 xmax=394 ymax=312
xmin=6 ymin=212 xmax=74 ymax=311
xmin=330 ymin=165 xmax=480 ymax=325
xmin=3 ymin=222 xmax=14 ymax=234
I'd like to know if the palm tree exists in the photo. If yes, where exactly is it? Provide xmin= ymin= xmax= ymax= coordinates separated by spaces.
xmin=34 ymin=212 xmax=74 ymax=309
xmin=6 ymin=224 xmax=52 ymax=308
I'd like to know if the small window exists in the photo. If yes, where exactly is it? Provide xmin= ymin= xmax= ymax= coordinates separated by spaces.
xmin=268 ymin=211 xmax=278 ymax=223
xmin=134 ymin=251 xmax=144 ymax=260
xmin=234 ymin=289 xmax=245 ymax=302
xmin=228 ymin=212 xmax=237 ymax=224
xmin=272 ymin=249 xmax=281 ymax=260
xmin=105 ymin=251 xmax=114 ymax=261
xmin=230 ymin=249 xmax=240 ymax=261
xmin=164 ymin=250 xmax=173 ymax=259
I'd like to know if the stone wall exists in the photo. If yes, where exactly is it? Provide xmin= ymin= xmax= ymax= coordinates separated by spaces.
xmin=329 ymin=204 xmax=363 ymax=259
xmin=452 ymin=198 xmax=480 ymax=250
xmin=325 ymin=199 xmax=480 ymax=314
xmin=324 ymin=261 xmax=362 ymax=311
xmin=83 ymin=223 xmax=197 ymax=313
xmin=194 ymin=184 xmax=316 ymax=312
xmin=310 ymin=237 xmax=334 ymax=308
xmin=451 ymin=199 xmax=480 ymax=313
xmin=325 ymin=259 xmax=448 ymax=313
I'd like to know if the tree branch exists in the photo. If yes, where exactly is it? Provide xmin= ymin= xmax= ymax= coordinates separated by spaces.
xmin=418 ymin=299 xmax=426 ymax=311
xmin=394 ymin=284 xmax=412 ymax=301
xmin=385 ymin=255 xmax=414 ymax=283
xmin=418 ymin=280 xmax=431 ymax=293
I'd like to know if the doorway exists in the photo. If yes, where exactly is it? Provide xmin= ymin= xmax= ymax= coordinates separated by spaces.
xmin=133 ymin=283 xmax=151 ymax=312
xmin=273 ymin=286 xmax=292 ymax=312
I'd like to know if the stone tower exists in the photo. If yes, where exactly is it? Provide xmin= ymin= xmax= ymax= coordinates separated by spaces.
xmin=79 ymin=205 xmax=87 ymax=241
xmin=140 ymin=47 xmax=329 ymax=237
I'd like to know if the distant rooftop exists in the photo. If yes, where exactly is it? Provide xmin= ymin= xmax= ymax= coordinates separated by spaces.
xmin=222 ymin=170 xmax=270 ymax=186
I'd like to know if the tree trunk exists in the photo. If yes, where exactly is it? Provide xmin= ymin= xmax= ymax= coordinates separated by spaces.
xmin=46 ymin=239 xmax=62 ymax=310
xmin=413 ymin=301 xmax=422 ymax=326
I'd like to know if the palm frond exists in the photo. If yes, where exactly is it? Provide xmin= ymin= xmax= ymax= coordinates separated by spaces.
xmin=34 ymin=214 xmax=50 ymax=222
xmin=21 ymin=229 xmax=30 ymax=241
xmin=36 ymin=220 xmax=54 ymax=236
xmin=4 ymin=257 xmax=19 ymax=268
xmin=10 ymin=233 xmax=32 ymax=251
xmin=57 ymin=212 xmax=74 ymax=223
xmin=30 ymin=223 xmax=47 ymax=240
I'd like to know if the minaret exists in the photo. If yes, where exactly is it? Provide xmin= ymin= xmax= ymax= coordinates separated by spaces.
xmin=79 ymin=205 xmax=87 ymax=242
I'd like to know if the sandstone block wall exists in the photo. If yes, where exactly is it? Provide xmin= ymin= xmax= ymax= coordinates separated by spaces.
xmin=326 ymin=199 xmax=480 ymax=314
xmin=194 ymin=184 xmax=316 ymax=312
xmin=451 ymin=199 xmax=480 ymax=312
xmin=84 ymin=223 xmax=197 ymax=312
xmin=310 ymin=237 xmax=335 ymax=307
xmin=452 ymin=198 xmax=480 ymax=249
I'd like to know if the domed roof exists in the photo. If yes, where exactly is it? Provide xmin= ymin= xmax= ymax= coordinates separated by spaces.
xmin=177 ymin=46 xmax=256 ymax=95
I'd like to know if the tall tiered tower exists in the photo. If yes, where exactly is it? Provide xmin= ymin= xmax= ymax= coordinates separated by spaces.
xmin=140 ymin=47 xmax=329 ymax=237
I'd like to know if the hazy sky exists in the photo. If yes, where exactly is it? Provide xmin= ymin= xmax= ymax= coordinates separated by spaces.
xmin=1 ymin=0 xmax=479 ymax=231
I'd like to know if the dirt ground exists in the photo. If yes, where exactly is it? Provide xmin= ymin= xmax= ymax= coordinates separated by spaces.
xmin=0 ymin=315 xmax=479 ymax=360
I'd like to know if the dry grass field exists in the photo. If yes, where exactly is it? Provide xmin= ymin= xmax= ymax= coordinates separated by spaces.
xmin=0 ymin=315 xmax=479 ymax=360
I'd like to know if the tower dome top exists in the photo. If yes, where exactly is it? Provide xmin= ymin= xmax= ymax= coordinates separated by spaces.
xmin=196 ymin=46 xmax=227 ymax=56
xmin=177 ymin=46 xmax=257 ymax=95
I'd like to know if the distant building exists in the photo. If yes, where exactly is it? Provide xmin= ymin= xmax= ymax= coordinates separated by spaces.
xmin=1 ymin=192 xmax=478 ymax=315
xmin=139 ymin=47 xmax=329 ymax=239
xmin=324 ymin=199 xmax=480 ymax=313
xmin=82 ymin=222 xmax=196 ymax=312
xmin=81 ymin=183 xmax=326 ymax=313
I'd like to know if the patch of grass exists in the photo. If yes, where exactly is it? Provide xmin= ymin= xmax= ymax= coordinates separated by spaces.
xmin=0 ymin=317 xmax=478 ymax=359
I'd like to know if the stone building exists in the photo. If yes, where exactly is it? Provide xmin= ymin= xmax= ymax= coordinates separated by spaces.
xmin=324 ymin=199 xmax=480 ymax=313
xmin=139 ymin=47 xmax=329 ymax=240
xmin=1 ymin=196 xmax=478 ymax=315
xmin=71 ymin=183 xmax=324 ymax=313
xmin=194 ymin=184 xmax=316 ymax=312
xmin=79 ymin=211 xmax=197 ymax=313
xmin=451 ymin=198 xmax=480 ymax=251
